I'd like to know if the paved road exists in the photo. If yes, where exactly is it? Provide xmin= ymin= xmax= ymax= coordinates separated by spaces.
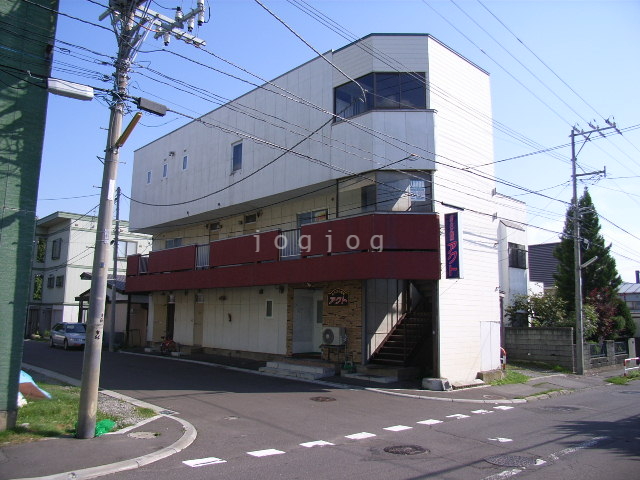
xmin=23 ymin=341 xmax=640 ymax=480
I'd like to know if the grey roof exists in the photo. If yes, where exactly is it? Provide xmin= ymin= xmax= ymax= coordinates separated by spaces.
xmin=80 ymin=272 xmax=127 ymax=293
xmin=619 ymin=282 xmax=640 ymax=295
xmin=528 ymin=242 xmax=560 ymax=288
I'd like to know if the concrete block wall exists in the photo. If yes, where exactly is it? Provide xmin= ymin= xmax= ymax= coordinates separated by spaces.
xmin=505 ymin=327 xmax=575 ymax=371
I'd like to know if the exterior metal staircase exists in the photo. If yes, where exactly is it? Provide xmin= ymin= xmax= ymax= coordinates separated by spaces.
xmin=369 ymin=280 xmax=434 ymax=367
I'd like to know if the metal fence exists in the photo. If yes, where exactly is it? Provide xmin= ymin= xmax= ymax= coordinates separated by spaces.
xmin=614 ymin=341 xmax=628 ymax=355
xmin=588 ymin=343 xmax=607 ymax=358
xmin=195 ymin=244 xmax=209 ymax=269
xmin=279 ymin=229 xmax=301 ymax=259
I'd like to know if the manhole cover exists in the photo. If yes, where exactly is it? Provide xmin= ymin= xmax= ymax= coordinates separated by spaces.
xmin=485 ymin=455 xmax=537 ymax=467
xmin=310 ymin=396 xmax=336 ymax=402
xmin=128 ymin=431 xmax=159 ymax=439
xmin=539 ymin=406 xmax=580 ymax=413
xmin=384 ymin=445 xmax=428 ymax=455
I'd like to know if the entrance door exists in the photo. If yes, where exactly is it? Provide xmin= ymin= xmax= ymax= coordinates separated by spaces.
xmin=166 ymin=303 xmax=175 ymax=339
xmin=292 ymin=289 xmax=324 ymax=354
xmin=193 ymin=302 xmax=204 ymax=346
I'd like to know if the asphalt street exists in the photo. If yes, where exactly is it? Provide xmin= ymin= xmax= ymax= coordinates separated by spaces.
xmin=21 ymin=340 xmax=640 ymax=480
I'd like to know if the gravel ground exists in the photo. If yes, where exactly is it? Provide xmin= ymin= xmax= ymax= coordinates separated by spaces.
xmin=98 ymin=393 xmax=155 ymax=429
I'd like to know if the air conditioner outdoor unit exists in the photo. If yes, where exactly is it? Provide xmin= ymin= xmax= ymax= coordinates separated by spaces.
xmin=322 ymin=327 xmax=346 ymax=346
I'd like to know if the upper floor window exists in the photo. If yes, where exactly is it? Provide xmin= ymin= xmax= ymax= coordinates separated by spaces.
xmin=297 ymin=209 xmax=328 ymax=227
xmin=146 ymin=171 xmax=152 ymax=184
xmin=162 ymin=163 xmax=168 ymax=178
xmin=335 ymin=72 xmax=426 ymax=120
xmin=182 ymin=155 xmax=188 ymax=170
xmin=51 ymin=238 xmax=62 ymax=260
xmin=508 ymin=243 xmax=527 ymax=269
xmin=166 ymin=238 xmax=182 ymax=249
xmin=36 ymin=238 xmax=46 ymax=263
xmin=47 ymin=275 xmax=55 ymax=289
xmin=55 ymin=275 xmax=64 ymax=288
xmin=117 ymin=241 xmax=138 ymax=258
xmin=232 ymin=142 xmax=243 ymax=172
xmin=244 ymin=213 xmax=257 ymax=225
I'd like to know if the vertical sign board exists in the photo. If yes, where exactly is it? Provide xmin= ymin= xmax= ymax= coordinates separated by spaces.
xmin=444 ymin=212 xmax=463 ymax=279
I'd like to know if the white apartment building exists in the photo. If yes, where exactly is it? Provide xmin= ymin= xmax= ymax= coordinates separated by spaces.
xmin=126 ymin=34 xmax=529 ymax=384
xmin=27 ymin=211 xmax=152 ymax=338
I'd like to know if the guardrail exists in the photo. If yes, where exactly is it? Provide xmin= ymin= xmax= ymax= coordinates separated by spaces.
xmin=623 ymin=357 xmax=640 ymax=377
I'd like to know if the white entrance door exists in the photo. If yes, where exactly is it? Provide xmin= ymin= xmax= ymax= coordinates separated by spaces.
xmin=292 ymin=289 xmax=324 ymax=354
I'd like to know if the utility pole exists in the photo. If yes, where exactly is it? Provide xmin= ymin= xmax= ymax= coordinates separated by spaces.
xmin=77 ymin=0 xmax=206 ymax=439
xmin=570 ymin=120 xmax=620 ymax=375
xmin=109 ymin=186 xmax=120 ymax=353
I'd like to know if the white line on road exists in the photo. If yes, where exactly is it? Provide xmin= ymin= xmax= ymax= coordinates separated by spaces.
xmin=481 ymin=436 xmax=610 ymax=480
xmin=384 ymin=425 xmax=413 ymax=432
xmin=446 ymin=414 xmax=470 ymax=419
xmin=183 ymin=457 xmax=227 ymax=468
xmin=488 ymin=437 xmax=513 ymax=443
xmin=345 ymin=432 xmax=376 ymax=440
xmin=247 ymin=449 xmax=286 ymax=457
xmin=300 ymin=440 xmax=335 ymax=448
xmin=493 ymin=406 xmax=514 ymax=411
xmin=471 ymin=409 xmax=494 ymax=415
xmin=417 ymin=419 xmax=443 ymax=425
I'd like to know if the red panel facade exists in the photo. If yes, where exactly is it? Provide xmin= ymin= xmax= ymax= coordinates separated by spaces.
xmin=127 ymin=255 xmax=140 ymax=276
xmin=210 ymin=230 xmax=280 ymax=266
xmin=148 ymin=245 xmax=196 ymax=273
xmin=126 ymin=213 xmax=441 ymax=293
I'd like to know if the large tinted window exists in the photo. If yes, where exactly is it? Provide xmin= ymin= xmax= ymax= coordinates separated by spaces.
xmin=335 ymin=72 xmax=426 ymax=119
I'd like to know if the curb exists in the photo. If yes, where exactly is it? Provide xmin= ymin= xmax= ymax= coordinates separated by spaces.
xmin=16 ymin=364 xmax=198 ymax=480
xmin=119 ymin=352 xmax=527 ymax=404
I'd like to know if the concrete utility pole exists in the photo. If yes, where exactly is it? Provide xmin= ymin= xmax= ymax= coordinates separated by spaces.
xmin=570 ymin=120 xmax=620 ymax=375
xmin=109 ymin=186 xmax=121 ymax=353
xmin=77 ymin=0 xmax=205 ymax=439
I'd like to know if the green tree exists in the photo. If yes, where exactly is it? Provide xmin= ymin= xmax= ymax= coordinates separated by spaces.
xmin=554 ymin=188 xmax=626 ymax=340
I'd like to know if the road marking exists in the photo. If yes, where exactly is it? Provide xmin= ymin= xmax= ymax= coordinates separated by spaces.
xmin=446 ymin=414 xmax=470 ymax=419
xmin=417 ymin=419 xmax=442 ymax=425
xmin=300 ymin=440 xmax=334 ymax=448
xmin=183 ymin=457 xmax=227 ymax=467
xmin=493 ymin=406 xmax=514 ymax=411
xmin=481 ymin=436 xmax=609 ymax=480
xmin=384 ymin=425 xmax=413 ymax=432
xmin=247 ymin=449 xmax=285 ymax=457
xmin=488 ymin=437 xmax=513 ymax=443
xmin=345 ymin=432 xmax=376 ymax=440
xmin=471 ymin=409 xmax=494 ymax=415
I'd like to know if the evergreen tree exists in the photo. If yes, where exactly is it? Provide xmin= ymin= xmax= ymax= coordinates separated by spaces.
xmin=553 ymin=188 xmax=622 ymax=311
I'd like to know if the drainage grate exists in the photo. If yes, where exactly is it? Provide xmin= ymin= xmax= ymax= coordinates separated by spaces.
xmin=485 ymin=455 xmax=537 ymax=467
xmin=384 ymin=445 xmax=428 ymax=455
xmin=310 ymin=396 xmax=336 ymax=402
xmin=619 ymin=391 xmax=640 ymax=395
xmin=159 ymin=409 xmax=177 ymax=415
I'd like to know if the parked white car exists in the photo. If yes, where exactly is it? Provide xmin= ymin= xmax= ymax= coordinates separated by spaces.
xmin=49 ymin=322 xmax=86 ymax=350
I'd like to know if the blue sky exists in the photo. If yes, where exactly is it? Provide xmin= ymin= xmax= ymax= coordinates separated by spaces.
xmin=39 ymin=0 xmax=639 ymax=281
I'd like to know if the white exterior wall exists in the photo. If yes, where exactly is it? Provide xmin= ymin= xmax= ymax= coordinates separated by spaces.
xmin=131 ymin=36 xmax=436 ymax=233
xmin=427 ymin=38 xmax=501 ymax=383
xmin=153 ymin=287 xmax=287 ymax=354
xmin=30 ymin=213 xmax=152 ymax=331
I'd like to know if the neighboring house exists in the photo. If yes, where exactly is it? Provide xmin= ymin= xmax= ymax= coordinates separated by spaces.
xmin=528 ymin=242 xmax=560 ymax=291
xmin=26 ymin=211 xmax=152 ymax=336
xmin=75 ymin=273 xmax=149 ymax=347
xmin=619 ymin=278 xmax=640 ymax=334
xmin=125 ymin=34 xmax=530 ymax=384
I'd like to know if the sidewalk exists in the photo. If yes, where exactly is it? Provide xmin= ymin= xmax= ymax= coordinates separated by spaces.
xmin=1 ymin=366 xmax=196 ymax=480
xmin=2 ymin=355 xmax=623 ymax=480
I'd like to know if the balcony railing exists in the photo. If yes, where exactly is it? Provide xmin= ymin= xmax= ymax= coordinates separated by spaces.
xmin=126 ymin=212 xmax=441 ymax=291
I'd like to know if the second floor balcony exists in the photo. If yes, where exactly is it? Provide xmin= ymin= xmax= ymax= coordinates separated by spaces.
xmin=126 ymin=212 xmax=441 ymax=292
